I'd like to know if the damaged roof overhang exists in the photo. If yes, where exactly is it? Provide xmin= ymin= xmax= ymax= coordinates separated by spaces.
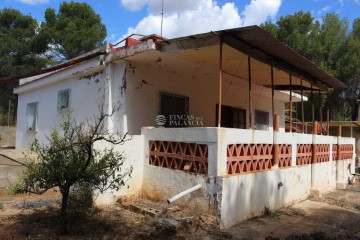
xmin=157 ymin=25 xmax=346 ymax=91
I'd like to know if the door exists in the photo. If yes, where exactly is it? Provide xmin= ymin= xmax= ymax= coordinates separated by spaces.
xmin=216 ymin=104 xmax=246 ymax=128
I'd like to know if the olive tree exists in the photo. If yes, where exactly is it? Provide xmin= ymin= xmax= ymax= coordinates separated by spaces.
xmin=12 ymin=109 xmax=132 ymax=232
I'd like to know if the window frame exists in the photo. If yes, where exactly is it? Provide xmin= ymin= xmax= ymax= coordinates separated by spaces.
xmin=26 ymin=102 xmax=39 ymax=132
xmin=57 ymin=88 xmax=71 ymax=111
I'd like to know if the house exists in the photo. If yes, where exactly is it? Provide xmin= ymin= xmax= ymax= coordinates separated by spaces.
xmin=14 ymin=26 xmax=356 ymax=228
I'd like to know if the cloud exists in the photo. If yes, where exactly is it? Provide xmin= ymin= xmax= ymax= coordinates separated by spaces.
xmin=120 ymin=0 xmax=282 ymax=40
xmin=317 ymin=5 xmax=331 ymax=15
xmin=241 ymin=0 xmax=282 ymax=26
xmin=106 ymin=33 xmax=117 ymax=42
xmin=121 ymin=0 xmax=204 ymax=13
xmin=19 ymin=0 xmax=49 ymax=4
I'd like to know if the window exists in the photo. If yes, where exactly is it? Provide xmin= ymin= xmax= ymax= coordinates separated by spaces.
xmin=255 ymin=110 xmax=269 ymax=130
xmin=26 ymin=102 xmax=38 ymax=131
xmin=57 ymin=89 xmax=71 ymax=110
xmin=216 ymin=105 xmax=246 ymax=129
xmin=160 ymin=92 xmax=189 ymax=128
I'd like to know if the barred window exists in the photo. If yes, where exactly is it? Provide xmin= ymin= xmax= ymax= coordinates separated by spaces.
xmin=57 ymin=89 xmax=71 ymax=110
xmin=255 ymin=110 xmax=269 ymax=130
xmin=160 ymin=92 xmax=189 ymax=128
xmin=26 ymin=102 xmax=38 ymax=131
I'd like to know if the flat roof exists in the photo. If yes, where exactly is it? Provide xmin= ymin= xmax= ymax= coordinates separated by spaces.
xmin=159 ymin=26 xmax=346 ymax=90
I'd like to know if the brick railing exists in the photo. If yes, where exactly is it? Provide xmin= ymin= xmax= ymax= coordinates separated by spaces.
xmin=149 ymin=140 xmax=208 ymax=174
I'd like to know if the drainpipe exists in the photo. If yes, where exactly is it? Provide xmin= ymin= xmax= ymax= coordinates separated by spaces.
xmin=167 ymin=184 xmax=202 ymax=204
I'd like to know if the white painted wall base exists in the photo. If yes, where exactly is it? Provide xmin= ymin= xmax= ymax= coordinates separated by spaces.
xmin=220 ymin=166 xmax=311 ymax=228
xmin=94 ymin=135 xmax=144 ymax=205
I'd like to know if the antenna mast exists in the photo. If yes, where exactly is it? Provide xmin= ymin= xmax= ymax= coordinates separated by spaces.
xmin=161 ymin=0 xmax=164 ymax=36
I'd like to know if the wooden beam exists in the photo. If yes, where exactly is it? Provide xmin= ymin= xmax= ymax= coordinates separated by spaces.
xmin=311 ymin=85 xmax=314 ymax=123
xmin=289 ymin=74 xmax=293 ymax=132
xmin=218 ymin=35 xmax=223 ymax=127
xmin=271 ymin=66 xmax=275 ymax=125
xmin=301 ymin=78 xmax=305 ymax=133
xmin=319 ymin=90 xmax=323 ymax=135
xmin=248 ymin=56 xmax=252 ymax=129
xmin=326 ymin=90 xmax=330 ymax=135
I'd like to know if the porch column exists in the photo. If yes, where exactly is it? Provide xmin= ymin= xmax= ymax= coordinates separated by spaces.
xmin=337 ymin=125 xmax=342 ymax=168
xmin=105 ymin=63 xmax=114 ymax=133
xmin=319 ymin=90 xmax=323 ymax=135
xmin=326 ymin=90 xmax=330 ymax=135
xmin=271 ymin=66 xmax=275 ymax=128
xmin=301 ymin=78 xmax=305 ymax=133
xmin=311 ymin=85 xmax=314 ymax=124
xmin=312 ymin=121 xmax=318 ymax=164
xmin=336 ymin=125 xmax=346 ymax=189
xmin=217 ymin=35 xmax=223 ymax=127
xmin=289 ymin=74 xmax=293 ymax=132
xmin=248 ymin=56 xmax=252 ymax=129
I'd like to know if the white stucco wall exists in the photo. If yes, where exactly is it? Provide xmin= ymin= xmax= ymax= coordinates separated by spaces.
xmin=336 ymin=136 xmax=356 ymax=188
xmin=122 ymin=58 xmax=286 ymax=135
xmin=220 ymin=166 xmax=311 ymax=228
xmin=218 ymin=132 xmax=358 ymax=228
xmin=15 ymin=61 xmax=109 ymax=149
xmin=94 ymin=135 xmax=144 ymax=205
xmin=141 ymin=127 xmax=222 ymax=214
xmin=311 ymin=135 xmax=336 ymax=192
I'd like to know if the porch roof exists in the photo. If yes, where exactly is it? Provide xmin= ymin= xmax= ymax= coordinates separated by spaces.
xmin=158 ymin=26 xmax=346 ymax=91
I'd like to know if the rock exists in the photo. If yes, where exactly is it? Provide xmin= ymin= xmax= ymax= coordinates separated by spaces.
xmin=150 ymin=218 xmax=182 ymax=239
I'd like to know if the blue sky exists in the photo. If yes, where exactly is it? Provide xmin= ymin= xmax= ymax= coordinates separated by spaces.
xmin=0 ymin=0 xmax=359 ymax=44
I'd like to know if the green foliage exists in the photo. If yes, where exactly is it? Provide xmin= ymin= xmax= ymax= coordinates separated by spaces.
xmin=0 ymin=3 xmax=107 ymax=124
xmin=44 ymin=1 xmax=107 ymax=60
xmin=261 ymin=12 xmax=360 ymax=121
xmin=276 ymin=11 xmax=317 ymax=57
xmin=12 ymin=112 xmax=132 ymax=233
xmin=0 ymin=8 xmax=50 ymax=120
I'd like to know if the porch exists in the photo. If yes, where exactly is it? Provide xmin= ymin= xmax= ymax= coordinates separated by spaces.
xmin=108 ymin=27 xmax=355 ymax=228
xmin=140 ymin=117 xmax=355 ymax=228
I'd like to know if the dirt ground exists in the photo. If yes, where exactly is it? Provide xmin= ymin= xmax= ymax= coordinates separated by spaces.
xmin=1 ymin=183 xmax=360 ymax=240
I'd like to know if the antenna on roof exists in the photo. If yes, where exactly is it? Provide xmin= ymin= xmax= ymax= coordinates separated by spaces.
xmin=161 ymin=0 xmax=164 ymax=36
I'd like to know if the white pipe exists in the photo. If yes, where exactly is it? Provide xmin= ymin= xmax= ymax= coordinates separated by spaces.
xmin=167 ymin=184 xmax=202 ymax=204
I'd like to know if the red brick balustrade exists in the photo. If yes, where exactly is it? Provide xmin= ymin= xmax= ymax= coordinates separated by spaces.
xmin=149 ymin=141 xmax=208 ymax=174
xmin=227 ymin=144 xmax=273 ymax=174
xmin=313 ymin=144 xmax=330 ymax=163
xmin=296 ymin=144 xmax=312 ymax=165
xmin=278 ymin=144 xmax=292 ymax=168
xmin=338 ymin=144 xmax=353 ymax=160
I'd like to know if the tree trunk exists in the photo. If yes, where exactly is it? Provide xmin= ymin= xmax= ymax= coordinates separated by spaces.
xmin=60 ymin=186 xmax=70 ymax=234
